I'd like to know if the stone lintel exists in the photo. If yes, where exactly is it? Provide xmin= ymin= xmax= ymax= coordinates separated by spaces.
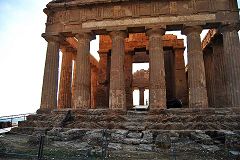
xmin=82 ymin=14 xmax=216 ymax=30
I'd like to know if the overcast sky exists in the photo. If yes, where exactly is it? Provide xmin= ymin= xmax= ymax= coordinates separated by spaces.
xmin=0 ymin=1 xmax=239 ymax=116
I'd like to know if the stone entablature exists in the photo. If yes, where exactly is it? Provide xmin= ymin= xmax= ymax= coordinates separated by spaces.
xmin=44 ymin=0 xmax=239 ymax=34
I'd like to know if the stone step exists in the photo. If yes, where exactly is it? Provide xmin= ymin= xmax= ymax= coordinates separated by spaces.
xmin=127 ymin=131 xmax=143 ymax=139
xmin=124 ymin=125 xmax=146 ymax=131
xmin=18 ymin=120 xmax=53 ymax=128
xmin=73 ymin=115 xmax=126 ymax=122
xmin=127 ymin=111 xmax=148 ymax=116
xmin=123 ymin=138 xmax=142 ymax=145
xmin=144 ymin=115 xmax=240 ymax=123
xmin=10 ymin=127 xmax=35 ymax=135
xmin=145 ymin=122 xmax=240 ymax=130
xmin=26 ymin=114 xmax=49 ymax=121
xmin=109 ymin=150 xmax=165 ymax=159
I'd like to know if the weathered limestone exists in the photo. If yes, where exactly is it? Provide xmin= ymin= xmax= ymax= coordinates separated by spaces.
xmin=202 ymin=30 xmax=230 ymax=108
xmin=139 ymin=88 xmax=145 ymax=105
xmin=146 ymin=28 xmax=166 ymax=109
xmin=58 ymin=47 xmax=73 ymax=109
xmin=220 ymin=23 xmax=240 ymax=108
xmin=174 ymin=48 xmax=188 ymax=106
xmin=211 ymin=36 xmax=229 ymax=108
xmin=96 ymin=52 xmax=110 ymax=108
xmin=182 ymin=26 xmax=208 ymax=108
xmin=91 ymin=66 xmax=98 ymax=108
xmin=164 ymin=50 xmax=176 ymax=101
xmin=109 ymin=31 xmax=127 ymax=110
xmin=125 ymin=51 xmax=133 ymax=109
xmin=71 ymin=55 xmax=77 ymax=107
xmin=72 ymin=33 xmax=95 ymax=109
xmin=40 ymin=35 xmax=61 ymax=110
xmin=203 ymin=47 xmax=215 ymax=107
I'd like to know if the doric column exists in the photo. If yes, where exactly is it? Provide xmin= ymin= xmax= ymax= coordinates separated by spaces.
xmin=96 ymin=52 xmax=109 ymax=108
xmin=174 ymin=48 xmax=188 ymax=106
xmin=109 ymin=31 xmax=127 ymax=110
xmin=220 ymin=23 xmax=240 ymax=108
xmin=125 ymin=51 xmax=133 ymax=109
xmin=203 ymin=46 xmax=215 ymax=107
xmin=211 ymin=35 xmax=229 ymax=108
xmin=139 ymin=88 xmax=145 ymax=105
xmin=146 ymin=28 xmax=166 ymax=109
xmin=58 ymin=47 xmax=74 ymax=109
xmin=91 ymin=66 xmax=98 ymax=109
xmin=71 ymin=54 xmax=77 ymax=107
xmin=72 ymin=33 xmax=95 ymax=109
xmin=182 ymin=26 xmax=208 ymax=108
xmin=40 ymin=34 xmax=61 ymax=110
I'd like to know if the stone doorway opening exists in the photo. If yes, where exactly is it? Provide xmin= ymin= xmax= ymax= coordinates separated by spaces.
xmin=132 ymin=62 xmax=149 ymax=110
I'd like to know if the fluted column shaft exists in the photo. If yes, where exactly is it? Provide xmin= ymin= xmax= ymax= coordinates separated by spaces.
xmin=40 ymin=35 xmax=60 ymax=110
xmin=203 ymin=47 xmax=215 ymax=107
xmin=147 ymin=28 xmax=166 ymax=109
xmin=96 ymin=52 xmax=109 ymax=108
xmin=91 ymin=67 xmax=98 ymax=108
xmin=139 ymin=88 xmax=145 ymax=105
xmin=220 ymin=24 xmax=240 ymax=107
xmin=174 ymin=48 xmax=188 ymax=105
xmin=125 ymin=51 xmax=133 ymax=109
xmin=109 ymin=31 xmax=127 ymax=110
xmin=58 ymin=48 xmax=73 ymax=109
xmin=71 ymin=55 xmax=77 ymax=107
xmin=182 ymin=26 xmax=208 ymax=108
xmin=211 ymin=37 xmax=229 ymax=107
xmin=72 ymin=33 xmax=95 ymax=109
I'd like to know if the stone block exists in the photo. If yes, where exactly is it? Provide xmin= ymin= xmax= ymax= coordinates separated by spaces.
xmin=83 ymin=129 xmax=103 ymax=146
xmin=155 ymin=133 xmax=171 ymax=149
xmin=141 ymin=130 xmax=153 ymax=144
xmin=60 ymin=129 xmax=87 ymax=141
xmin=190 ymin=130 xmax=213 ymax=145
xmin=137 ymin=144 xmax=153 ymax=152
xmin=108 ymin=143 xmax=123 ymax=150
xmin=127 ymin=131 xmax=142 ymax=139
xmin=111 ymin=129 xmax=128 ymax=142
xmin=123 ymin=138 xmax=141 ymax=145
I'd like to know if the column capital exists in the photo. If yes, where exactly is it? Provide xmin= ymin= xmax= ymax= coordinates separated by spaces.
xmin=42 ymin=33 xmax=63 ymax=42
xmin=109 ymin=30 xmax=128 ymax=39
xmin=181 ymin=26 xmax=202 ymax=35
xmin=75 ymin=32 xmax=96 ymax=41
xmin=146 ymin=27 xmax=165 ymax=37
xmin=219 ymin=23 xmax=240 ymax=33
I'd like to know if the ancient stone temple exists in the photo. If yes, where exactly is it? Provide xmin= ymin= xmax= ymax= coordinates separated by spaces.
xmin=12 ymin=1 xmax=240 ymax=158
xmin=38 ymin=0 xmax=240 ymax=111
